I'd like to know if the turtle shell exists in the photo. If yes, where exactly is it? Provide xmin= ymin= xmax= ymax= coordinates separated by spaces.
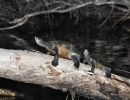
xmin=48 ymin=40 xmax=80 ymax=55
xmin=35 ymin=37 xmax=80 ymax=59
xmin=49 ymin=41 xmax=79 ymax=53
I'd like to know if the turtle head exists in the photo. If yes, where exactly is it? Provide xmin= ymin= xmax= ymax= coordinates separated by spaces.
xmin=35 ymin=36 xmax=53 ymax=49
xmin=35 ymin=36 xmax=43 ymax=46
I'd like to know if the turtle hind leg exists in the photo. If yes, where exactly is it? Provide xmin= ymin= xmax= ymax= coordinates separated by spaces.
xmin=102 ymin=67 xmax=111 ymax=78
xmin=105 ymin=68 xmax=111 ymax=78
xmin=88 ymin=59 xmax=96 ymax=73
xmin=51 ymin=46 xmax=59 ymax=67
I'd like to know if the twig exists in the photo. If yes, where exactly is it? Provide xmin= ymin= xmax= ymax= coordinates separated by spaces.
xmin=109 ymin=5 xmax=128 ymax=12
xmin=0 ymin=18 xmax=28 ymax=30
xmin=99 ymin=3 xmax=114 ymax=27
xmin=112 ymin=8 xmax=130 ymax=27
xmin=66 ymin=93 xmax=69 ymax=100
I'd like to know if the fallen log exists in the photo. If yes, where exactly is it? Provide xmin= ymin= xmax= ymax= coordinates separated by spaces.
xmin=0 ymin=88 xmax=16 ymax=97
xmin=0 ymin=48 xmax=130 ymax=100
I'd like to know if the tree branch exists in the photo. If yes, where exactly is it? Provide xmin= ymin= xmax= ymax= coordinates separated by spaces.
xmin=0 ymin=0 xmax=128 ymax=30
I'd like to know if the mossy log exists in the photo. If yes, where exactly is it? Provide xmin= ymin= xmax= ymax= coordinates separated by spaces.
xmin=0 ymin=49 xmax=130 ymax=100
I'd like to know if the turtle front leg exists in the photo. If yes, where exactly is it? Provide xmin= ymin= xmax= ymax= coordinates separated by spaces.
xmin=102 ymin=67 xmax=111 ymax=78
xmin=51 ymin=45 xmax=59 ymax=67
xmin=71 ymin=53 xmax=80 ymax=69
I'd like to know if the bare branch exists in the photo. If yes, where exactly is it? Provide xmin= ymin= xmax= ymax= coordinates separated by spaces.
xmin=0 ymin=0 xmax=129 ymax=30
xmin=99 ymin=3 xmax=114 ymax=27
xmin=0 ymin=0 xmax=119 ymax=30
xmin=0 ymin=18 xmax=28 ymax=30
xmin=112 ymin=9 xmax=130 ymax=27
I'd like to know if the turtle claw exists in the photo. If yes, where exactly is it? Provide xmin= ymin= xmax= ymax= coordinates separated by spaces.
xmin=47 ymin=52 xmax=51 ymax=55
xmin=88 ymin=70 xmax=94 ymax=73
xmin=87 ymin=71 xmax=94 ymax=75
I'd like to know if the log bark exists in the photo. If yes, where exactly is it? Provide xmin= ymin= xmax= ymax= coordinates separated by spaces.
xmin=0 ymin=89 xmax=16 ymax=97
xmin=0 ymin=48 xmax=130 ymax=100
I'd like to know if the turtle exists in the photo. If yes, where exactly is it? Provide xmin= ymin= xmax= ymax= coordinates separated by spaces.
xmin=35 ymin=36 xmax=81 ymax=68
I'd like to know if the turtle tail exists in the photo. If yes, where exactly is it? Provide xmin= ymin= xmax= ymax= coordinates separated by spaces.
xmin=35 ymin=36 xmax=51 ymax=49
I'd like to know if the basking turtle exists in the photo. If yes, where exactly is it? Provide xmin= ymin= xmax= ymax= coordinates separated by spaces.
xmin=35 ymin=36 xmax=81 ymax=68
